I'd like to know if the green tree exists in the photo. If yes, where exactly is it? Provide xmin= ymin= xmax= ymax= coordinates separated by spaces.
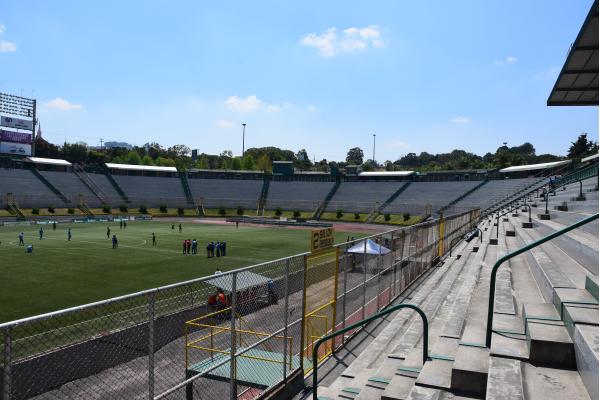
xmin=346 ymin=147 xmax=364 ymax=165
xmin=231 ymin=157 xmax=242 ymax=170
xmin=568 ymin=133 xmax=598 ymax=160
xmin=242 ymin=155 xmax=255 ymax=170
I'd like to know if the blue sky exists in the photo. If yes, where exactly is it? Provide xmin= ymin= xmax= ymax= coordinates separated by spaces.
xmin=0 ymin=0 xmax=597 ymax=162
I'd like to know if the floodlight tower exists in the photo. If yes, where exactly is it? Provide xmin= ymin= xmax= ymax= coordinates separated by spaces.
xmin=242 ymin=123 xmax=246 ymax=157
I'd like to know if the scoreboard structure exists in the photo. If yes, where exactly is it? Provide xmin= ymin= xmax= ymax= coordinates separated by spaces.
xmin=0 ymin=92 xmax=36 ymax=156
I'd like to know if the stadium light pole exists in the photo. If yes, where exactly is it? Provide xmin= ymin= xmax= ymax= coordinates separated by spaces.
xmin=242 ymin=123 xmax=246 ymax=158
xmin=372 ymin=134 xmax=376 ymax=165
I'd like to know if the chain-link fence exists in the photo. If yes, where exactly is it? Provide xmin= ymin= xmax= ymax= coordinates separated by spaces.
xmin=0 ymin=209 xmax=479 ymax=400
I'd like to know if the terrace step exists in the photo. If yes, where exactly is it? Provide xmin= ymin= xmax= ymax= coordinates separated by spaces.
xmin=573 ymin=323 xmax=599 ymax=400
xmin=485 ymin=357 xmax=524 ymax=400
xmin=552 ymin=288 xmax=599 ymax=319
xmin=585 ymin=275 xmax=598 ymax=300
xmin=451 ymin=344 xmax=489 ymax=397
xmin=526 ymin=320 xmax=575 ymax=369
xmin=521 ymin=362 xmax=591 ymax=400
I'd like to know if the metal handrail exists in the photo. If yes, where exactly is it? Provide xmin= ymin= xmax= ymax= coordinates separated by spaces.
xmin=311 ymin=303 xmax=428 ymax=400
xmin=485 ymin=213 xmax=599 ymax=347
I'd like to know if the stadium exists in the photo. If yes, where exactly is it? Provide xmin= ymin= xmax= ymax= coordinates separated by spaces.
xmin=0 ymin=2 xmax=598 ymax=400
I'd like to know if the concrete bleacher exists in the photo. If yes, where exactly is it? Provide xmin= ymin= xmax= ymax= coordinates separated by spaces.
xmin=311 ymin=180 xmax=598 ymax=400
xmin=188 ymin=178 xmax=263 ymax=209
xmin=326 ymin=182 xmax=407 ymax=213
xmin=451 ymin=178 xmax=540 ymax=213
xmin=38 ymin=170 xmax=102 ymax=207
xmin=383 ymin=181 xmax=480 ymax=215
xmin=111 ymin=175 xmax=188 ymax=207
xmin=0 ymin=168 xmax=65 ymax=208
xmin=266 ymin=180 xmax=335 ymax=211
xmin=85 ymin=172 xmax=126 ymax=205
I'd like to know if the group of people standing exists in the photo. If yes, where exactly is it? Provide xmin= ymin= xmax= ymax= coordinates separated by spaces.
xmin=206 ymin=241 xmax=226 ymax=258
xmin=182 ymin=238 xmax=199 ymax=255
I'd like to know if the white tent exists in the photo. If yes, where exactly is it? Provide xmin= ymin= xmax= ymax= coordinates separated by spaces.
xmin=347 ymin=238 xmax=391 ymax=255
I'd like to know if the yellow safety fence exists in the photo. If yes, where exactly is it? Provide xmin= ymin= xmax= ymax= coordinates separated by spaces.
xmin=185 ymin=306 xmax=293 ymax=371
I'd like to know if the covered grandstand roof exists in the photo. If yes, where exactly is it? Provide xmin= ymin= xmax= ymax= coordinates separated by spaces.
xmin=499 ymin=159 xmax=570 ymax=173
xmin=547 ymin=0 xmax=599 ymax=106
xmin=105 ymin=163 xmax=177 ymax=173
xmin=358 ymin=171 xmax=415 ymax=177
xmin=27 ymin=157 xmax=72 ymax=166
xmin=582 ymin=153 xmax=599 ymax=162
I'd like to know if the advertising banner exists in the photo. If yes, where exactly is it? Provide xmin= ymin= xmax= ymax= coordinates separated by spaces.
xmin=0 ymin=116 xmax=33 ymax=130
xmin=0 ymin=130 xmax=33 ymax=144
xmin=0 ymin=142 xmax=32 ymax=156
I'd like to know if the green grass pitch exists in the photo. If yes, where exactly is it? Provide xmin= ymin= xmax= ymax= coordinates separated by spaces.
xmin=0 ymin=220 xmax=367 ymax=323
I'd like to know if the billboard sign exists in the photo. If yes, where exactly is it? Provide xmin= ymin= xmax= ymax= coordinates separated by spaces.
xmin=0 ymin=130 xmax=32 ymax=144
xmin=0 ymin=142 xmax=31 ymax=156
xmin=0 ymin=116 xmax=33 ymax=130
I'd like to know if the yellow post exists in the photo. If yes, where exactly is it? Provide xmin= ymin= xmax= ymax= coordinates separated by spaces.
xmin=210 ymin=326 xmax=214 ymax=360
xmin=438 ymin=213 xmax=445 ymax=257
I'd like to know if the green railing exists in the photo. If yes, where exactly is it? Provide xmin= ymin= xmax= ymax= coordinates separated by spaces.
xmin=311 ymin=303 xmax=428 ymax=400
xmin=485 ymin=213 xmax=599 ymax=347
xmin=557 ymin=163 xmax=598 ymax=187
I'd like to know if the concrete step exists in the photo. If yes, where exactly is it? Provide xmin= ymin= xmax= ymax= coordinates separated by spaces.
xmin=563 ymin=304 xmax=599 ymax=334
xmin=381 ymin=375 xmax=416 ymax=400
xmin=451 ymin=344 xmax=489 ymax=397
xmin=521 ymin=362 xmax=591 ymax=400
xmin=522 ymin=303 xmax=561 ymax=325
xmin=490 ymin=331 xmax=529 ymax=360
xmin=585 ymin=275 xmax=598 ymax=300
xmin=573 ymin=323 xmax=599 ymax=400
xmin=485 ymin=357 xmax=524 ymax=400
xmin=526 ymin=319 xmax=576 ymax=369
xmin=517 ymin=228 xmax=577 ymax=304
xmin=493 ymin=269 xmax=516 ymax=316
xmin=517 ymin=214 xmax=598 ymax=276
xmin=552 ymin=288 xmax=599 ymax=319
xmin=414 ymin=338 xmax=458 ymax=391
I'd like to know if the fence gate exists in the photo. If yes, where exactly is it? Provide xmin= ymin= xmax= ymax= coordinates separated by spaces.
xmin=302 ymin=247 xmax=339 ymax=372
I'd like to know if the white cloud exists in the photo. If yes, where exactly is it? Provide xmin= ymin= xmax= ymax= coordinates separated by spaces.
xmin=494 ymin=56 xmax=518 ymax=66
xmin=0 ymin=24 xmax=6 ymax=35
xmin=307 ymin=105 xmax=318 ymax=112
xmin=216 ymin=119 xmax=235 ymax=128
xmin=301 ymin=25 xmax=387 ymax=57
xmin=0 ymin=41 xmax=16 ymax=52
xmin=450 ymin=116 xmax=470 ymax=124
xmin=389 ymin=141 xmax=409 ymax=149
xmin=225 ymin=95 xmax=262 ymax=112
xmin=44 ymin=98 xmax=82 ymax=111
xmin=266 ymin=105 xmax=282 ymax=113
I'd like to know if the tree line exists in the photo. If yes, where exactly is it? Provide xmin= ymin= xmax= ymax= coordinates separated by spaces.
xmin=32 ymin=133 xmax=597 ymax=172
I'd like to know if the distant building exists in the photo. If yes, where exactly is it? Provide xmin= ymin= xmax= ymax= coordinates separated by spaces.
xmin=103 ymin=141 xmax=133 ymax=150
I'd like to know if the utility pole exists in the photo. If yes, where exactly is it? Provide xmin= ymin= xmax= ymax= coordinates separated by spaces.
xmin=372 ymin=134 xmax=376 ymax=165
xmin=242 ymin=123 xmax=246 ymax=157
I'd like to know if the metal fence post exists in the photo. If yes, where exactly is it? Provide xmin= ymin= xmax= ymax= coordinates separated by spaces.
xmin=148 ymin=292 xmax=155 ymax=400
xmin=282 ymin=259 xmax=290 ymax=381
xmin=362 ymin=240 xmax=367 ymax=319
xmin=341 ymin=244 xmax=348 ymax=332
xmin=230 ymin=272 xmax=238 ymax=400
xmin=376 ymin=236 xmax=381 ymax=310
xmin=3 ymin=327 xmax=11 ymax=400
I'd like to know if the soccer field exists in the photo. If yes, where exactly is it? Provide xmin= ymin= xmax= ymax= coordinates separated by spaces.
xmin=0 ymin=220 xmax=368 ymax=323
